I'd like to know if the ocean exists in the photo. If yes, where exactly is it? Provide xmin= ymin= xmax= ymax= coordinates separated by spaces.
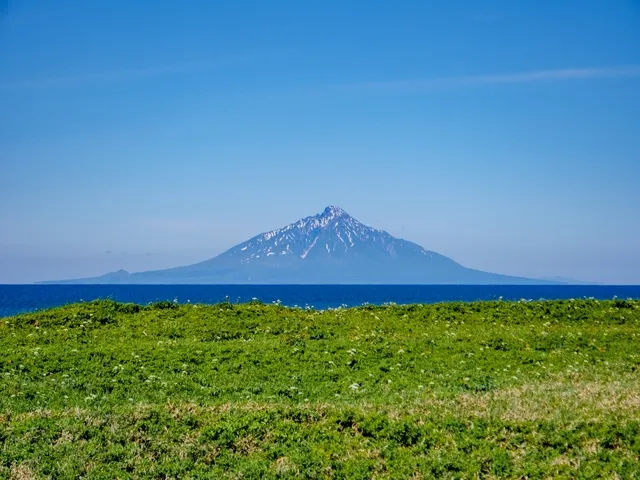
xmin=1 ymin=284 xmax=639 ymax=317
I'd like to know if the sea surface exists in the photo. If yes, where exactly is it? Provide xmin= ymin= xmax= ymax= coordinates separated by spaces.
xmin=1 ymin=284 xmax=640 ymax=317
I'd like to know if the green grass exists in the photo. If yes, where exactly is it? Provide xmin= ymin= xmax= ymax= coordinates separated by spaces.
xmin=1 ymin=298 xmax=639 ymax=479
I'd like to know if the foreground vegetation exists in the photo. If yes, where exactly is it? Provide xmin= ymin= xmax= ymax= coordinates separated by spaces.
xmin=1 ymin=298 xmax=639 ymax=478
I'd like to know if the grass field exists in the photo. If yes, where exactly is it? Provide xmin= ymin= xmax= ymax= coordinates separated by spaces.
xmin=1 ymin=298 xmax=639 ymax=478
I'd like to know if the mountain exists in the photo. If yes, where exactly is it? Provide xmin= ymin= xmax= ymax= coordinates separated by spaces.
xmin=43 ymin=206 xmax=555 ymax=285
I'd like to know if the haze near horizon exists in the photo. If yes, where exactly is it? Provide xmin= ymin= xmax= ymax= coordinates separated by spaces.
xmin=1 ymin=0 xmax=639 ymax=284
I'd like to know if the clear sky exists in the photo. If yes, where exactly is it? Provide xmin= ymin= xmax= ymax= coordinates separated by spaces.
xmin=1 ymin=0 xmax=639 ymax=284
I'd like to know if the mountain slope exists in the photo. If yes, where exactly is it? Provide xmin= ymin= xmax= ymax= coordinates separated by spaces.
xmin=43 ymin=206 xmax=553 ymax=285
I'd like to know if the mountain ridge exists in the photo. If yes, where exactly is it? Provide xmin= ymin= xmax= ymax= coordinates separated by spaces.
xmin=41 ymin=206 xmax=558 ymax=285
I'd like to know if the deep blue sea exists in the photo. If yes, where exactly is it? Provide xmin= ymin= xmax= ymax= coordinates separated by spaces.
xmin=1 ymin=284 xmax=640 ymax=317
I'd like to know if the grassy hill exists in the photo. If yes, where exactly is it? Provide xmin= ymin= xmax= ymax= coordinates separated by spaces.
xmin=1 ymin=299 xmax=639 ymax=478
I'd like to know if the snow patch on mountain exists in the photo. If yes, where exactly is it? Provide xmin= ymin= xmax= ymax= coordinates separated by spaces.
xmin=301 ymin=236 xmax=319 ymax=259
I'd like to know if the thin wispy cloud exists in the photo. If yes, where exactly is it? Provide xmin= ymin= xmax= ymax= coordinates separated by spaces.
xmin=20 ymin=60 xmax=220 ymax=88
xmin=0 ymin=50 xmax=291 ymax=90
xmin=338 ymin=66 xmax=640 ymax=93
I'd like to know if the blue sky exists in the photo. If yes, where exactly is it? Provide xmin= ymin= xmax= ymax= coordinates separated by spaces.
xmin=1 ymin=0 xmax=639 ymax=284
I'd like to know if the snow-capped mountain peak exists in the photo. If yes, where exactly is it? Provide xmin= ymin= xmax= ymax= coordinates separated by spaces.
xmin=321 ymin=205 xmax=347 ymax=219
xmin=222 ymin=206 xmax=400 ymax=263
